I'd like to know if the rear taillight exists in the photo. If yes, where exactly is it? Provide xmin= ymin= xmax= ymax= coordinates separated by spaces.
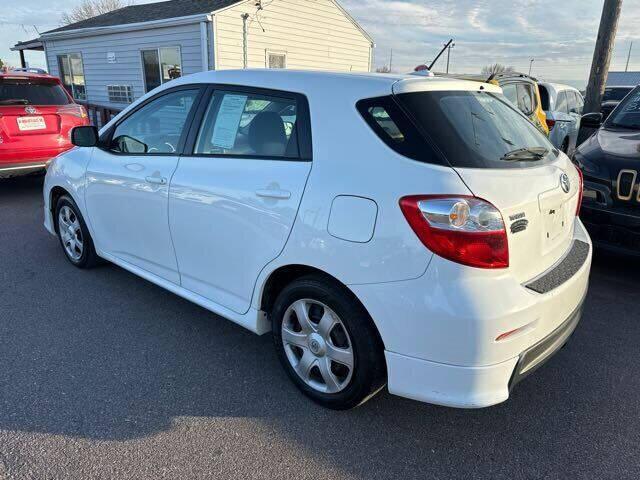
xmin=57 ymin=104 xmax=88 ymax=119
xmin=574 ymin=164 xmax=584 ymax=216
xmin=546 ymin=118 xmax=556 ymax=131
xmin=399 ymin=195 xmax=509 ymax=269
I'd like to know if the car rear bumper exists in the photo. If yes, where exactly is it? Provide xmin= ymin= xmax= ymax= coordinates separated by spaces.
xmin=384 ymin=295 xmax=584 ymax=408
xmin=0 ymin=160 xmax=51 ymax=177
xmin=350 ymin=219 xmax=592 ymax=408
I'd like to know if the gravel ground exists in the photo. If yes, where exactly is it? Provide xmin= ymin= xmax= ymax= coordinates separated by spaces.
xmin=0 ymin=174 xmax=639 ymax=480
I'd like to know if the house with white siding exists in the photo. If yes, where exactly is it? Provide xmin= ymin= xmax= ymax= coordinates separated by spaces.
xmin=12 ymin=0 xmax=373 ymax=119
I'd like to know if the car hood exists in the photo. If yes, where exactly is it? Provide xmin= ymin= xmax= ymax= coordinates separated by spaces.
xmin=597 ymin=127 xmax=640 ymax=158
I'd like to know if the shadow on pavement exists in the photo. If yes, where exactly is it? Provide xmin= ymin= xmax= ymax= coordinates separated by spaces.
xmin=0 ymin=175 xmax=638 ymax=479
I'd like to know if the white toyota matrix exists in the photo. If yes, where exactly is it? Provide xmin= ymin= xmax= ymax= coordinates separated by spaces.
xmin=44 ymin=70 xmax=592 ymax=409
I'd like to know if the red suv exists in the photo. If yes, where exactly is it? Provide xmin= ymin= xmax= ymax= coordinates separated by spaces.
xmin=0 ymin=71 xmax=89 ymax=177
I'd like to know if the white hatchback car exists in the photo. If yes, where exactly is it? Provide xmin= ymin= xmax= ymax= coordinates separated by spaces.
xmin=44 ymin=70 xmax=592 ymax=410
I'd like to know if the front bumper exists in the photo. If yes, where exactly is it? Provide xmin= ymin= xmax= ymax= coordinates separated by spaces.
xmin=581 ymin=205 xmax=640 ymax=256
xmin=350 ymin=219 xmax=592 ymax=408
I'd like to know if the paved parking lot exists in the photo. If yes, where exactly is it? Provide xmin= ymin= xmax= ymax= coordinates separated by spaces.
xmin=0 ymin=174 xmax=639 ymax=480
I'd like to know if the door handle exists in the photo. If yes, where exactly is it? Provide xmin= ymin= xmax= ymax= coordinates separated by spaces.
xmin=255 ymin=189 xmax=291 ymax=200
xmin=145 ymin=176 xmax=167 ymax=185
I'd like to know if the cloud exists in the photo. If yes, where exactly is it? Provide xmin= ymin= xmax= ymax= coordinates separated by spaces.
xmin=2 ymin=0 xmax=640 ymax=87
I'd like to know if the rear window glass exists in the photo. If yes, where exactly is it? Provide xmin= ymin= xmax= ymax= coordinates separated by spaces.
xmin=0 ymin=79 xmax=71 ymax=106
xmin=356 ymin=96 xmax=443 ymax=165
xmin=396 ymin=90 xmax=557 ymax=169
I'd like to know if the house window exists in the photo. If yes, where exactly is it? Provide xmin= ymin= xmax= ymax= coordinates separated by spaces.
xmin=57 ymin=53 xmax=86 ymax=101
xmin=141 ymin=47 xmax=182 ymax=93
xmin=267 ymin=52 xmax=286 ymax=69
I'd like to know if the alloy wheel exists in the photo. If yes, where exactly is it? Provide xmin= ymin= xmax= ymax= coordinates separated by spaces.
xmin=58 ymin=205 xmax=84 ymax=261
xmin=281 ymin=299 xmax=354 ymax=394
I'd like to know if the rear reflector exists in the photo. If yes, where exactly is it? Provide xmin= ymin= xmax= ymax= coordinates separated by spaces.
xmin=399 ymin=195 xmax=509 ymax=269
xmin=546 ymin=118 xmax=556 ymax=130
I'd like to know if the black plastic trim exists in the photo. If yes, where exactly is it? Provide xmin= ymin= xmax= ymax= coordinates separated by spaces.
xmin=509 ymin=293 xmax=585 ymax=390
xmin=525 ymin=240 xmax=590 ymax=294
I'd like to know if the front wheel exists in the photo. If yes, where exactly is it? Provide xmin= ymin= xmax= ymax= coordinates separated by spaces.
xmin=271 ymin=275 xmax=386 ymax=410
xmin=55 ymin=195 xmax=99 ymax=269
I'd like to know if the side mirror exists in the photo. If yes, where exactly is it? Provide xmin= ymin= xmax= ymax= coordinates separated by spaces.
xmin=581 ymin=112 xmax=602 ymax=129
xmin=71 ymin=126 xmax=99 ymax=147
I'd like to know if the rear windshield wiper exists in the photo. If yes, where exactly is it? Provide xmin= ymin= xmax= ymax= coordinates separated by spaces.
xmin=501 ymin=147 xmax=548 ymax=161
xmin=0 ymin=99 xmax=29 ymax=105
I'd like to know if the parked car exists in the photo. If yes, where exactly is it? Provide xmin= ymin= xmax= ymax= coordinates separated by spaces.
xmin=0 ymin=70 xmax=89 ymax=178
xmin=439 ymin=72 xmax=550 ymax=136
xmin=538 ymin=83 xmax=584 ymax=154
xmin=574 ymin=85 xmax=640 ymax=256
xmin=601 ymin=85 xmax=635 ymax=119
xmin=43 ymin=70 xmax=591 ymax=410
xmin=495 ymin=73 xmax=550 ymax=136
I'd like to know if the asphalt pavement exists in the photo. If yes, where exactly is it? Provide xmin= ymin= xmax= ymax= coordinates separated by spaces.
xmin=0 ymin=174 xmax=639 ymax=479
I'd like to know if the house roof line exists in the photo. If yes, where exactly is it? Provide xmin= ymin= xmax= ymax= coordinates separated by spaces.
xmin=41 ymin=0 xmax=243 ymax=36
xmin=39 ymin=13 xmax=212 ymax=41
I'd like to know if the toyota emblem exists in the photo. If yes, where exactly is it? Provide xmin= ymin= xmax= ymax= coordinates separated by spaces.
xmin=560 ymin=173 xmax=571 ymax=193
xmin=25 ymin=106 xmax=37 ymax=115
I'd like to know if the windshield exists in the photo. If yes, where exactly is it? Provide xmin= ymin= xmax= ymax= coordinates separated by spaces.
xmin=603 ymin=87 xmax=633 ymax=103
xmin=396 ymin=90 xmax=557 ymax=169
xmin=0 ymin=79 xmax=71 ymax=106
xmin=605 ymin=86 xmax=640 ymax=130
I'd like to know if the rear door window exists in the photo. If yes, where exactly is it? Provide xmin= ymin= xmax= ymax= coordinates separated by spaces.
xmin=194 ymin=90 xmax=302 ymax=159
xmin=0 ymin=79 xmax=70 ymax=106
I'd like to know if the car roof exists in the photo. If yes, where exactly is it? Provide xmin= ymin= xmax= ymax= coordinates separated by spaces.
xmin=539 ymin=82 xmax=580 ymax=93
xmin=168 ymin=69 xmax=502 ymax=99
xmin=0 ymin=70 xmax=58 ymax=81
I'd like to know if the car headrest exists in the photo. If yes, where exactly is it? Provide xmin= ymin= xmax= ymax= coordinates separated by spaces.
xmin=249 ymin=111 xmax=287 ymax=156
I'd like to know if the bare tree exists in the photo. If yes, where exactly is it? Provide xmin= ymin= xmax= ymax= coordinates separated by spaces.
xmin=61 ymin=0 xmax=131 ymax=25
xmin=376 ymin=65 xmax=391 ymax=74
xmin=481 ymin=63 xmax=515 ymax=76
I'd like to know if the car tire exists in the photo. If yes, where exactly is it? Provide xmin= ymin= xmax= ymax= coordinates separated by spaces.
xmin=54 ymin=195 xmax=100 ymax=269
xmin=271 ymin=275 xmax=386 ymax=410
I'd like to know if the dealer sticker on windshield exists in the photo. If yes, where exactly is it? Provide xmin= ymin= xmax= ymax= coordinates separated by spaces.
xmin=17 ymin=116 xmax=46 ymax=131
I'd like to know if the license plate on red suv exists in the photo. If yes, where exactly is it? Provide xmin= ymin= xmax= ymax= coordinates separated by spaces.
xmin=17 ymin=116 xmax=46 ymax=131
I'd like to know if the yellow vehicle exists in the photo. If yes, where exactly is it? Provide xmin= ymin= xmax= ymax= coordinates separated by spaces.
xmin=493 ymin=73 xmax=549 ymax=135
xmin=435 ymin=72 xmax=549 ymax=136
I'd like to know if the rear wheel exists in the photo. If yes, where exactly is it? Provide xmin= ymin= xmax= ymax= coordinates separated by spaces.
xmin=271 ymin=275 xmax=386 ymax=410
xmin=55 ymin=195 xmax=99 ymax=269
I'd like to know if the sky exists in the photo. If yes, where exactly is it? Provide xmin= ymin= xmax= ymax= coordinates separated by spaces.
xmin=2 ymin=0 xmax=640 ymax=88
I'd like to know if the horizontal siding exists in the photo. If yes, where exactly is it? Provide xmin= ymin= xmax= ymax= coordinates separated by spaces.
xmin=44 ymin=23 xmax=205 ymax=109
xmin=215 ymin=0 xmax=371 ymax=72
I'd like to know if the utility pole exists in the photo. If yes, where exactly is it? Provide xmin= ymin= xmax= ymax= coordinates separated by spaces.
xmin=626 ymin=41 xmax=633 ymax=71
xmin=584 ymin=0 xmax=623 ymax=114
xmin=528 ymin=58 xmax=534 ymax=76
xmin=389 ymin=48 xmax=393 ymax=72
xmin=446 ymin=42 xmax=455 ymax=74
